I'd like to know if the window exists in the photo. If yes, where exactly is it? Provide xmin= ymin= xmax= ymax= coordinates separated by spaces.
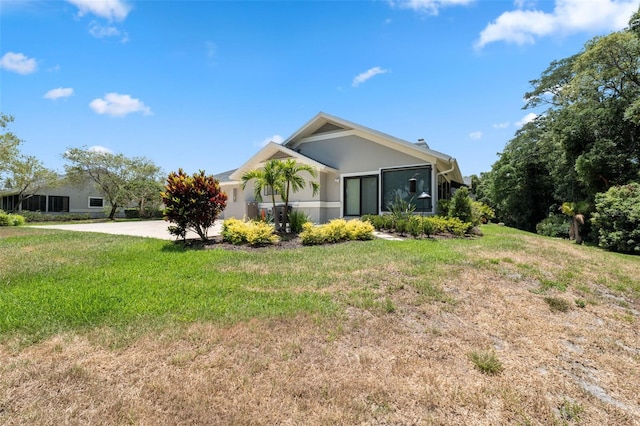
xmin=21 ymin=195 xmax=46 ymax=212
xmin=48 ymin=196 xmax=69 ymax=212
xmin=88 ymin=197 xmax=104 ymax=208
xmin=381 ymin=166 xmax=432 ymax=212
xmin=233 ymin=188 xmax=238 ymax=202
xmin=263 ymin=186 xmax=279 ymax=196
xmin=344 ymin=175 xmax=378 ymax=216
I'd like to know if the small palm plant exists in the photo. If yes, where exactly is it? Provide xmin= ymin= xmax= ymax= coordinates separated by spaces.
xmin=560 ymin=201 xmax=589 ymax=244
xmin=279 ymin=159 xmax=319 ymax=232
xmin=241 ymin=159 xmax=285 ymax=229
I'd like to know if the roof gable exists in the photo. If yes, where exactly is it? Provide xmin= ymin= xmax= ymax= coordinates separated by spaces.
xmin=228 ymin=142 xmax=337 ymax=181
xmin=283 ymin=112 xmax=464 ymax=184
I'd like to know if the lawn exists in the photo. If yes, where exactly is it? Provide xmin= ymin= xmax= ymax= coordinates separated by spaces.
xmin=1 ymin=224 xmax=639 ymax=424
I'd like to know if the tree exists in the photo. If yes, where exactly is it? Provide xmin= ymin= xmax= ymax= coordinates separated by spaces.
xmin=63 ymin=147 xmax=162 ymax=220
xmin=240 ymin=159 xmax=319 ymax=232
xmin=278 ymin=159 xmax=319 ymax=232
xmin=3 ymin=155 xmax=59 ymax=212
xmin=0 ymin=114 xmax=22 ymax=178
xmin=240 ymin=159 xmax=285 ymax=229
xmin=161 ymin=169 xmax=227 ymax=241
xmin=560 ymin=201 xmax=589 ymax=244
xmin=483 ymin=6 xmax=640 ymax=233
xmin=591 ymin=183 xmax=640 ymax=253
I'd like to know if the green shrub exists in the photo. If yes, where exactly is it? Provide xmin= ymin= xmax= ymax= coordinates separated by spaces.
xmin=124 ymin=208 xmax=140 ymax=219
xmin=288 ymin=210 xmax=310 ymax=234
xmin=407 ymin=216 xmax=423 ymax=237
xmin=591 ymin=183 xmax=640 ymax=254
xmin=0 ymin=210 xmax=25 ymax=226
xmin=0 ymin=210 xmax=12 ymax=226
xmin=221 ymin=218 xmax=279 ymax=246
xmin=20 ymin=212 xmax=92 ymax=222
xmin=471 ymin=201 xmax=495 ymax=225
xmin=10 ymin=214 xmax=25 ymax=226
xmin=388 ymin=194 xmax=415 ymax=222
xmin=424 ymin=216 xmax=470 ymax=236
xmin=437 ymin=199 xmax=450 ymax=216
xmin=448 ymin=187 xmax=473 ymax=224
xmin=536 ymin=214 xmax=570 ymax=238
xmin=422 ymin=217 xmax=434 ymax=237
xmin=395 ymin=219 xmax=408 ymax=235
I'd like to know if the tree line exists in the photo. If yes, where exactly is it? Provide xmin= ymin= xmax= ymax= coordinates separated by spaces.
xmin=0 ymin=113 xmax=164 ymax=220
xmin=476 ymin=7 xmax=640 ymax=253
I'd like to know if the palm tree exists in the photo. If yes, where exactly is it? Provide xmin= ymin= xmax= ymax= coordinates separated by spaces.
xmin=241 ymin=159 xmax=284 ymax=229
xmin=561 ymin=201 xmax=589 ymax=244
xmin=279 ymin=159 xmax=319 ymax=232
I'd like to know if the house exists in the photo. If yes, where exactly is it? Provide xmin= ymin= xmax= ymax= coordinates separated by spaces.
xmin=216 ymin=112 xmax=465 ymax=223
xmin=0 ymin=180 xmax=112 ymax=217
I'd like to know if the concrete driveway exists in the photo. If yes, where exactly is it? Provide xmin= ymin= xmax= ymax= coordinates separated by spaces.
xmin=34 ymin=220 xmax=223 ymax=241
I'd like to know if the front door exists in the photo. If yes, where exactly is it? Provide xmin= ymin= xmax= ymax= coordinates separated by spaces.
xmin=344 ymin=175 xmax=378 ymax=216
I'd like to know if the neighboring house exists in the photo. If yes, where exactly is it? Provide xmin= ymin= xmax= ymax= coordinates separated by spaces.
xmin=216 ymin=112 xmax=464 ymax=223
xmin=0 ymin=180 xmax=111 ymax=217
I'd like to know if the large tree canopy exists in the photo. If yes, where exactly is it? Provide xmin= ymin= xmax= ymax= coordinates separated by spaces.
xmin=63 ymin=147 xmax=163 ymax=220
xmin=480 ymin=8 xmax=640 ymax=233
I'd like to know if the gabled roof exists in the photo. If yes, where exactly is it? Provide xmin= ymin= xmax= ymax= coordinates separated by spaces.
xmin=283 ymin=112 xmax=464 ymax=184
xmin=227 ymin=141 xmax=338 ymax=182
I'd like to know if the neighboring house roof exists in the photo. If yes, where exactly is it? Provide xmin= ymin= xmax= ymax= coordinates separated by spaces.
xmin=282 ymin=112 xmax=464 ymax=184
xmin=227 ymin=141 xmax=338 ymax=183
xmin=213 ymin=168 xmax=238 ymax=184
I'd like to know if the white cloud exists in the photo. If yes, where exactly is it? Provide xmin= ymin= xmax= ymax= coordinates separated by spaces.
xmin=66 ymin=0 xmax=131 ymax=21
xmin=88 ymin=21 xmax=128 ymax=42
xmin=389 ymin=0 xmax=474 ymax=15
xmin=469 ymin=131 xmax=483 ymax=139
xmin=516 ymin=112 xmax=538 ymax=127
xmin=89 ymin=92 xmax=152 ymax=117
xmin=44 ymin=87 xmax=74 ymax=100
xmin=0 ymin=52 xmax=37 ymax=75
xmin=352 ymin=66 xmax=389 ymax=87
xmin=88 ymin=145 xmax=113 ymax=154
xmin=260 ymin=134 xmax=284 ymax=147
xmin=476 ymin=0 xmax=637 ymax=48
xmin=493 ymin=121 xmax=510 ymax=129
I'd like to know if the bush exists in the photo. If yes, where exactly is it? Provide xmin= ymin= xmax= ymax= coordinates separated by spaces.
xmin=407 ymin=216 xmax=423 ymax=238
xmin=591 ymin=183 xmax=640 ymax=254
xmin=448 ymin=187 xmax=473 ymax=224
xmin=11 ymin=214 xmax=25 ymax=226
xmin=124 ymin=208 xmax=140 ymax=219
xmin=536 ymin=214 xmax=570 ymax=238
xmin=221 ymin=218 xmax=280 ymax=246
xmin=300 ymin=219 xmax=374 ymax=245
xmin=388 ymin=194 xmax=415 ymax=222
xmin=162 ymin=169 xmax=227 ymax=241
xmin=288 ymin=210 xmax=310 ymax=234
xmin=0 ymin=210 xmax=25 ymax=226
xmin=425 ymin=216 xmax=470 ymax=236
xmin=472 ymin=201 xmax=495 ymax=225
xmin=20 ymin=212 xmax=92 ymax=222
xmin=299 ymin=222 xmax=325 ymax=245
xmin=345 ymin=219 xmax=375 ymax=240
xmin=0 ymin=210 xmax=11 ymax=226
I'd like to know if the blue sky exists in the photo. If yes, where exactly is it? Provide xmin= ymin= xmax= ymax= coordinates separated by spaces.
xmin=1 ymin=0 xmax=638 ymax=177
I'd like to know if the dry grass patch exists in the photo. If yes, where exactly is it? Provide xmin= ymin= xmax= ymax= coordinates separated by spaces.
xmin=1 ymin=224 xmax=639 ymax=424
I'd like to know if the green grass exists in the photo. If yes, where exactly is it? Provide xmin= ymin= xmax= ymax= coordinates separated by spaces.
xmin=1 ymin=223 xmax=639 ymax=345
xmin=468 ymin=349 xmax=503 ymax=375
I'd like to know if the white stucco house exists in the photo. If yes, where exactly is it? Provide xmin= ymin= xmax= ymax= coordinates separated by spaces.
xmin=216 ymin=112 xmax=464 ymax=223
xmin=0 ymin=180 xmax=114 ymax=217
